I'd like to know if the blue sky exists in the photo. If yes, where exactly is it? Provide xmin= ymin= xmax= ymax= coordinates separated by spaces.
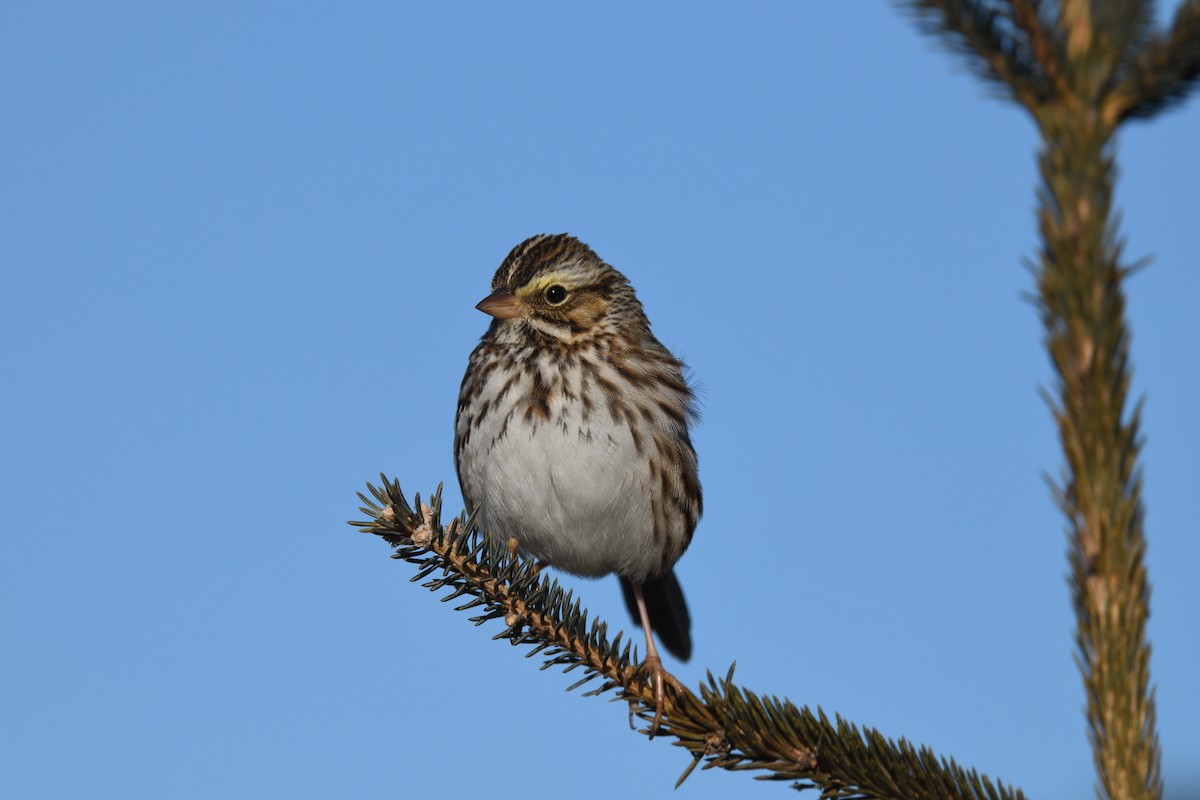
xmin=2 ymin=3 xmax=1197 ymax=799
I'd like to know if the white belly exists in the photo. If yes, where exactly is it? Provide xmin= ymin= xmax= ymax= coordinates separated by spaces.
xmin=458 ymin=373 xmax=660 ymax=580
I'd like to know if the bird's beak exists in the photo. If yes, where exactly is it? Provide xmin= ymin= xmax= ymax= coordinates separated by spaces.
xmin=475 ymin=288 xmax=523 ymax=319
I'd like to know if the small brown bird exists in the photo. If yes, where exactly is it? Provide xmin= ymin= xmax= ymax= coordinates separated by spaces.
xmin=454 ymin=234 xmax=702 ymax=730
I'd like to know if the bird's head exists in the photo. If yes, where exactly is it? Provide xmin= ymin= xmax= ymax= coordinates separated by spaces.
xmin=476 ymin=234 xmax=646 ymax=343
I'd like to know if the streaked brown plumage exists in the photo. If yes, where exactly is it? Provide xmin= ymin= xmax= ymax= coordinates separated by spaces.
xmin=454 ymin=234 xmax=702 ymax=729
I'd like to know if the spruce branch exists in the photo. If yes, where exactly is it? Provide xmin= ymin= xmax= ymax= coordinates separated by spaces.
xmin=1034 ymin=112 xmax=1161 ymax=800
xmin=1089 ymin=0 xmax=1155 ymax=71
xmin=350 ymin=476 xmax=1027 ymax=800
xmin=1010 ymin=0 xmax=1070 ymax=100
xmin=1108 ymin=0 xmax=1200 ymax=121
xmin=901 ymin=0 xmax=1050 ymax=106
xmin=900 ymin=4 xmax=1167 ymax=800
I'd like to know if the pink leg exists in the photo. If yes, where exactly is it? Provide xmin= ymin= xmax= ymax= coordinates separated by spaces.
xmin=631 ymin=581 xmax=667 ymax=736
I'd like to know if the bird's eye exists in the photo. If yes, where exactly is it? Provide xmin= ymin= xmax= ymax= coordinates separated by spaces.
xmin=545 ymin=285 xmax=568 ymax=305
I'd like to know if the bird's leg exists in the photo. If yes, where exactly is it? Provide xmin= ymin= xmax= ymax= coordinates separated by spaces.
xmin=632 ymin=581 xmax=669 ymax=737
xmin=506 ymin=537 xmax=547 ymax=576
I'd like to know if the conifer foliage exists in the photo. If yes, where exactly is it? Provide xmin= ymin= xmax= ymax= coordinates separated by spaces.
xmin=352 ymin=477 xmax=1027 ymax=799
xmin=904 ymin=3 xmax=1199 ymax=799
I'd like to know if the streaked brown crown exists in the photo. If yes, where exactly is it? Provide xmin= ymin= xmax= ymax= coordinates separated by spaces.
xmin=492 ymin=234 xmax=602 ymax=292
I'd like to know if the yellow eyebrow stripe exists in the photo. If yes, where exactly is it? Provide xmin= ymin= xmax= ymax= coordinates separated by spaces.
xmin=517 ymin=274 xmax=573 ymax=298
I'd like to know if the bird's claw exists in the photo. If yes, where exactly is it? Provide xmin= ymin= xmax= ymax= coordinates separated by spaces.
xmin=646 ymin=652 xmax=667 ymax=738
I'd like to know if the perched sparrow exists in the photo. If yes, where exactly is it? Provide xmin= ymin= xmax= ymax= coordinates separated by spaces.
xmin=455 ymin=234 xmax=702 ymax=730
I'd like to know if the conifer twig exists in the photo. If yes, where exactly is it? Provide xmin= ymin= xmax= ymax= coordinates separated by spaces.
xmin=1107 ymin=0 xmax=1200 ymax=121
xmin=903 ymin=0 xmax=1045 ymax=106
xmin=901 ymin=3 xmax=1167 ymax=799
xmin=1033 ymin=98 xmax=1161 ymax=800
xmin=351 ymin=476 xmax=1026 ymax=800
xmin=1010 ymin=0 xmax=1068 ymax=100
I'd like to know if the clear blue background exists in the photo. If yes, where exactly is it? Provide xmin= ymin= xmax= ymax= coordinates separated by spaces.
xmin=2 ymin=3 xmax=1197 ymax=798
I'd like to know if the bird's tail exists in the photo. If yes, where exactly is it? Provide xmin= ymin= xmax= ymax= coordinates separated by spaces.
xmin=620 ymin=570 xmax=692 ymax=662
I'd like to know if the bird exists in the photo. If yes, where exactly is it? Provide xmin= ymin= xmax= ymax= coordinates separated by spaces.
xmin=454 ymin=233 xmax=702 ymax=732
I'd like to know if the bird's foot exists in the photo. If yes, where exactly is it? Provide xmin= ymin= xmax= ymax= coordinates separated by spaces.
xmin=644 ymin=652 xmax=668 ymax=738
